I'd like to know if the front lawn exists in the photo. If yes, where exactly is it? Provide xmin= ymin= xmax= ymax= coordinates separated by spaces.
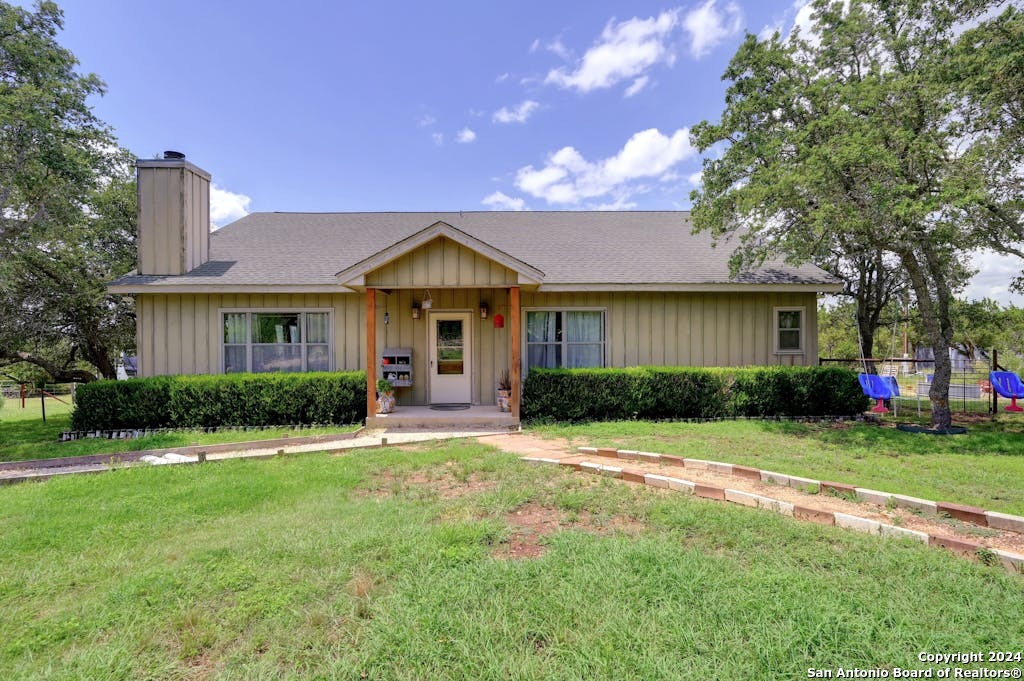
xmin=528 ymin=419 xmax=1024 ymax=515
xmin=0 ymin=398 xmax=359 ymax=463
xmin=1 ymin=442 xmax=1021 ymax=679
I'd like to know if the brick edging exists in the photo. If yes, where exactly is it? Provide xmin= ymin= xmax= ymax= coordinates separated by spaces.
xmin=522 ymin=456 xmax=1024 ymax=575
xmin=574 ymin=447 xmax=1024 ymax=535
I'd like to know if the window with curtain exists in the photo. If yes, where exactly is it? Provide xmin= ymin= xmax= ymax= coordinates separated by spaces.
xmin=775 ymin=307 xmax=804 ymax=352
xmin=526 ymin=310 xmax=605 ymax=371
xmin=222 ymin=311 xmax=331 ymax=373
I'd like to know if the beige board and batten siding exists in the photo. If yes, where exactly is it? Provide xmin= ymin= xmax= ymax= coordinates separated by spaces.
xmin=136 ymin=293 xmax=364 ymax=377
xmin=135 ymin=289 xmax=513 ymax=406
xmin=136 ymin=163 xmax=210 ymax=275
xmin=136 ymin=289 xmax=816 ymax=403
xmin=364 ymin=237 xmax=519 ymax=288
xmin=522 ymin=291 xmax=818 ymax=368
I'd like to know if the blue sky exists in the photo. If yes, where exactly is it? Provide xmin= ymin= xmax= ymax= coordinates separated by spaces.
xmin=52 ymin=0 xmax=1023 ymax=304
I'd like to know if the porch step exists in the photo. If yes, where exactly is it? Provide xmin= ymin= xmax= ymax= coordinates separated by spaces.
xmin=366 ymin=405 xmax=519 ymax=430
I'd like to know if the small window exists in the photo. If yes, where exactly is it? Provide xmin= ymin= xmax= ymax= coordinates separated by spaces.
xmin=775 ymin=307 xmax=804 ymax=353
xmin=222 ymin=311 xmax=332 ymax=373
xmin=526 ymin=309 xmax=605 ymax=371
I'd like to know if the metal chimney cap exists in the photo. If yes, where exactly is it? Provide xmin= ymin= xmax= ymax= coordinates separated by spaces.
xmin=163 ymin=150 xmax=185 ymax=160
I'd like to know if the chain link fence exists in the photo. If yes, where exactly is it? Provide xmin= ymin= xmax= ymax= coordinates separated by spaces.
xmin=819 ymin=357 xmax=998 ymax=415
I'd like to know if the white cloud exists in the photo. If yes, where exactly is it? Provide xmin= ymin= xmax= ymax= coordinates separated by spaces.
xmin=683 ymin=0 xmax=743 ymax=59
xmin=210 ymin=184 xmax=251 ymax=229
xmin=482 ymin=191 xmax=529 ymax=211
xmin=687 ymin=170 xmax=703 ymax=186
xmin=493 ymin=100 xmax=539 ymax=124
xmin=417 ymin=114 xmax=436 ymax=128
xmin=545 ymin=9 xmax=680 ymax=94
xmin=529 ymin=38 xmax=541 ymax=53
xmin=965 ymin=250 xmax=1024 ymax=306
xmin=758 ymin=22 xmax=783 ymax=41
xmin=495 ymin=72 xmax=510 ymax=83
xmin=623 ymin=75 xmax=650 ymax=97
xmin=514 ymin=126 xmax=696 ymax=205
xmin=792 ymin=0 xmax=816 ymax=38
xmin=456 ymin=127 xmax=477 ymax=144
xmin=546 ymin=37 xmax=573 ymax=61
xmin=432 ymin=132 xmax=444 ymax=146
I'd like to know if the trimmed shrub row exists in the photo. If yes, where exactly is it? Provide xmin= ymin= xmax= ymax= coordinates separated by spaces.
xmin=71 ymin=372 xmax=365 ymax=431
xmin=522 ymin=366 xmax=869 ymax=422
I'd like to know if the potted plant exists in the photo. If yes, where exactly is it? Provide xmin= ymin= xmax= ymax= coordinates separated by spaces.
xmin=496 ymin=369 xmax=512 ymax=412
xmin=376 ymin=378 xmax=396 ymax=414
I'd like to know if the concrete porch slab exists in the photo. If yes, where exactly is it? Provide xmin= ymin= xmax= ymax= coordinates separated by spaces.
xmin=366 ymin=405 xmax=519 ymax=430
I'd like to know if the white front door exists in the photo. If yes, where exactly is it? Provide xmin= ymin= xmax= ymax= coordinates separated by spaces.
xmin=429 ymin=312 xmax=472 ymax=404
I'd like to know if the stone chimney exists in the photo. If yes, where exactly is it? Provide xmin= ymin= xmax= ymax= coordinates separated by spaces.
xmin=136 ymin=151 xmax=211 ymax=275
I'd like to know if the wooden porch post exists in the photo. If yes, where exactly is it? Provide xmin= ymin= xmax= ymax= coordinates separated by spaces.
xmin=366 ymin=287 xmax=376 ymax=419
xmin=510 ymin=286 xmax=521 ymax=419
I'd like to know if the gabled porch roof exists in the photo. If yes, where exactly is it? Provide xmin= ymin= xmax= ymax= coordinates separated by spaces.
xmin=335 ymin=221 xmax=545 ymax=290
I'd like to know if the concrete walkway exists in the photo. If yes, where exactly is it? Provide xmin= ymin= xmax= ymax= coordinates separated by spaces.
xmin=0 ymin=428 xmax=511 ymax=485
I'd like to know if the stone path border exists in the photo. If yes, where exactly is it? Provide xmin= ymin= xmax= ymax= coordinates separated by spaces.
xmin=520 ymin=450 xmax=1024 ymax=575
xmin=577 ymin=446 xmax=1024 ymax=535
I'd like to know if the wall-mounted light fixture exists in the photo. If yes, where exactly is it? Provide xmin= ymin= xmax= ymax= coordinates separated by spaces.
xmin=411 ymin=302 xmax=421 ymax=320
xmin=383 ymin=311 xmax=390 ymax=326
xmin=421 ymin=290 xmax=433 ymax=310
xmin=479 ymin=302 xmax=489 ymax=320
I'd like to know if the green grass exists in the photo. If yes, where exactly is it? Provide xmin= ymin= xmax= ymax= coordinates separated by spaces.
xmin=1 ymin=442 xmax=1021 ymax=679
xmin=528 ymin=419 xmax=1024 ymax=515
xmin=0 ymin=398 xmax=358 ymax=463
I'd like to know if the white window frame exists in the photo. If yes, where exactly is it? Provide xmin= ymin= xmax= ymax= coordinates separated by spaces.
xmin=773 ymin=306 xmax=805 ymax=355
xmin=219 ymin=308 xmax=334 ymax=373
xmin=522 ymin=307 xmax=608 ymax=375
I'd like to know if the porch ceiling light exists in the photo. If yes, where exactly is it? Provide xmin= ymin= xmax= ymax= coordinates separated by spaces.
xmin=421 ymin=290 xmax=433 ymax=310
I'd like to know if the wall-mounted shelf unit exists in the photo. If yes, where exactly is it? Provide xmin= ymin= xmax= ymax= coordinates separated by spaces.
xmin=380 ymin=347 xmax=412 ymax=387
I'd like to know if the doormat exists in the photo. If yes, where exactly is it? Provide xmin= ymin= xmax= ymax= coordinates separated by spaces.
xmin=430 ymin=404 xmax=471 ymax=411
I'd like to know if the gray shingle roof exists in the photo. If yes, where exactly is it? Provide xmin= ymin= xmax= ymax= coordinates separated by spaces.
xmin=109 ymin=211 xmax=840 ymax=289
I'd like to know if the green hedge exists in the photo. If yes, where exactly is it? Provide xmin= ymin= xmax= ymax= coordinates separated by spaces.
xmin=522 ymin=366 xmax=869 ymax=422
xmin=71 ymin=372 xmax=366 ymax=430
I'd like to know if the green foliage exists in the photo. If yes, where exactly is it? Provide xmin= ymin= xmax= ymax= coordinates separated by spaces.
xmin=376 ymin=378 xmax=393 ymax=394
xmin=522 ymin=366 xmax=868 ymax=422
xmin=690 ymin=0 xmax=1024 ymax=428
xmin=0 ymin=2 xmax=135 ymax=382
xmin=71 ymin=372 xmax=366 ymax=430
xmin=0 ymin=1 xmax=112 ymax=243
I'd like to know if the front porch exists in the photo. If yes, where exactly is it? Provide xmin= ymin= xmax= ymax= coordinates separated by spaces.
xmin=343 ymin=222 xmax=538 ymax=430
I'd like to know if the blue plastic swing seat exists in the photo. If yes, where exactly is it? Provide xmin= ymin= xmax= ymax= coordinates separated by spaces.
xmin=858 ymin=373 xmax=898 ymax=400
xmin=990 ymin=371 xmax=1024 ymax=399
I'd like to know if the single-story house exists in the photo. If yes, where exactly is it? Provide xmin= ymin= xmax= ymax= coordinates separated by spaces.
xmin=109 ymin=154 xmax=842 ymax=426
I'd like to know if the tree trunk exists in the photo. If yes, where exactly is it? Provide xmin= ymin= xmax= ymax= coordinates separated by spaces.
xmin=858 ymin=324 xmax=876 ymax=374
xmin=898 ymin=249 xmax=954 ymax=430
